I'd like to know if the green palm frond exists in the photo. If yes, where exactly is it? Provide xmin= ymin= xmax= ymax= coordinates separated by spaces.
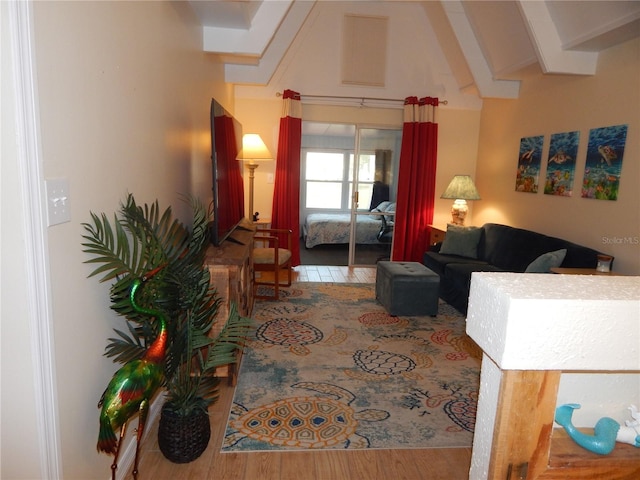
xmin=202 ymin=303 xmax=253 ymax=371
xmin=104 ymin=322 xmax=147 ymax=364
xmin=163 ymin=277 xmax=220 ymax=380
xmin=81 ymin=211 xmax=133 ymax=282
xmin=163 ymin=367 xmax=220 ymax=416
xmin=119 ymin=195 xmax=191 ymax=272
xmin=81 ymin=194 xmax=193 ymax=284
xmin=84 ymin=194 xmax=252 ymax=415
xmin=163 ymin=302 xmax=252 ymax=416
xmin=82 ymin=195 xmax=197 ymax=361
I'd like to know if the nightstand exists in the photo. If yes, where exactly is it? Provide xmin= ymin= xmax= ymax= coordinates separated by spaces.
xmin=428 ymin=225 xmax=447 ymax=246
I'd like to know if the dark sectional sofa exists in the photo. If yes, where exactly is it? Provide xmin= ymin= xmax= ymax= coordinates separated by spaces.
xmin=423 ymin=223 xmax=610 ymax=314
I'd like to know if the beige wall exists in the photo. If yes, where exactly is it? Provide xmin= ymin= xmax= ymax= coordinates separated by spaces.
xmin=2 ymin=2 xmax=228 ymax=478
xmin=474 ymin=38 xmax=640 ymax=274
xmin=235 ymin=98 xmax=482 ymax=227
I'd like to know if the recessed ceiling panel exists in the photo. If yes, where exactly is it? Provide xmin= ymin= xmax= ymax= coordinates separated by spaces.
xmin=342 ymin=15 xmax=388 ymax=86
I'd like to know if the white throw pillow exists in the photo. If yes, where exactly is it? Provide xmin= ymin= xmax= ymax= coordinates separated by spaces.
xmin=525 ymin=249 xmax=567 ymax=273
xmin=370 ymin=201 xmax=391 ymax=219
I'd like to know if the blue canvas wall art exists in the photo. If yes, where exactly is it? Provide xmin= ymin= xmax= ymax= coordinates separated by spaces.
xmin=581 ymin=124 xmax=628 ymax=201
xmin=515 ymin=135 xmax=544 ymax=193
xmin=544 ymin=131 xmax=580 ymax=197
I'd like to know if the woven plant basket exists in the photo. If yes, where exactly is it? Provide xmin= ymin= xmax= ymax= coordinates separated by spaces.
xmin=158 ymin=404 xmax=211 ymax=463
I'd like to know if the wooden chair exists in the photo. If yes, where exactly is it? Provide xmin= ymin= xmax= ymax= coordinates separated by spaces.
xmin=253 ymin=228 xmax=293 ymax=300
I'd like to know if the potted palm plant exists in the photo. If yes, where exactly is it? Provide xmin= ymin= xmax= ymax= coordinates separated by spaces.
xmin=82 ymin=194 xmax=251 ymax=463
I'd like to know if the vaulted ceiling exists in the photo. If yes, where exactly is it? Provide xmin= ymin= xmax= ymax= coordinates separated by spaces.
xmin=188 ymin=1 xmax=640 ymax=102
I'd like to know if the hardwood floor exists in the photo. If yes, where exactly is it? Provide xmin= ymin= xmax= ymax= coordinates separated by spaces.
xmin=128 ymin=266 xmax=472 ymax=479
xmin=291 ymin=264 xmax=377 ymax=283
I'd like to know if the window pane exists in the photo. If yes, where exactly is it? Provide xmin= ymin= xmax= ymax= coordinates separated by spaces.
xmin=348 ymin=154 xmax=354 ymax=181
xmin=357 ymin=183 xmax=374 ymax=209
xmin=358 ymin=154 xmax=376 ymax=182
xmin=306 ymin=152 xmax=344 ymax=181
xmin=346 ymin=183 xmax=374 ymax=210
xmin=306 ymin=182 xmax=342 ymax=208
xmin=348 ymin=154 xmax=375 ymax=181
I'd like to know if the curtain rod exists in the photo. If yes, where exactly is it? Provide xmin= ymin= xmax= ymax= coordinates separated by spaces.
xmin=276 ymin=92 xmax=448 ymax=106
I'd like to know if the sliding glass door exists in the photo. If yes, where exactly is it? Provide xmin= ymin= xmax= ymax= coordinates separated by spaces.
xmin=301 ymin=123 xmax=402 ymax=266
xmin=351 ymin=128 xmax=401 ymax=265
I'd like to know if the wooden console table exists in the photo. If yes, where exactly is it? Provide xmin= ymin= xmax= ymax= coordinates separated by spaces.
xmin=204 ymin=221 xmax=256 ymax=384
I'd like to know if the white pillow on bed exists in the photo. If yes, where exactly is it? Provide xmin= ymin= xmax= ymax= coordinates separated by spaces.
xmin=370 ymin=201 xmax=391 ymax=219
xmin=384 ymin=202 xmax=396 ymax=222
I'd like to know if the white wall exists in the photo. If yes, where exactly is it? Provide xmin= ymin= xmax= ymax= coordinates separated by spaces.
xmin=2 ymin=2 xmax=228 ymax=478
xmin=474 ymin=38 xmax=640 ymax=275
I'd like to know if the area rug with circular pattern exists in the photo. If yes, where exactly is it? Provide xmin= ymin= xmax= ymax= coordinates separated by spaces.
xmin=221 ymin=282 xmax=481 ymax=452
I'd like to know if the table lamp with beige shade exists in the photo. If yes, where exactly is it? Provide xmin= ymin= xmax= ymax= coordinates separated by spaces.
xmin=440 ymin=175 xmax=481 ymax=226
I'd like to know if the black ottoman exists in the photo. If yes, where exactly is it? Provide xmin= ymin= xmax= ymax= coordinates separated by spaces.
xmin=376 ymin=261 xmax=440 ymax=316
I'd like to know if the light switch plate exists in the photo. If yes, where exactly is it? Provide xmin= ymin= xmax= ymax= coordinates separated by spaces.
xmin=45 ymin=178 xmax=71 ymax=226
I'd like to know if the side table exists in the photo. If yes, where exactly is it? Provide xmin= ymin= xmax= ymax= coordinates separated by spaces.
xmin=428 ymin=225 xmax=447 ymax=246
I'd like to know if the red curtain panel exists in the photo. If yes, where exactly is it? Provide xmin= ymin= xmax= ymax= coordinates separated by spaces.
xmin=392 ymin=96 xmax=439 ymax=262
xmin=271 ymin=89 xmax=302 ymax=266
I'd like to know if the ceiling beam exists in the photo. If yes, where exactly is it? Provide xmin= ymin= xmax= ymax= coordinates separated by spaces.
xmin=441 ymin=1 xmax=520 ymax=99
xmin=203 ymin=0 xmax=292 ymax=57
xmin=225 ymin=1 xmax=315 ymax=85
xmin=516 ymin=0 xmax=598 ymax=75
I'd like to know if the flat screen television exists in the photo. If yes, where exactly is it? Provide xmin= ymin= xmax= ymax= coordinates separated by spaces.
xmin=210 ymin=98 xmax=245 ymax=246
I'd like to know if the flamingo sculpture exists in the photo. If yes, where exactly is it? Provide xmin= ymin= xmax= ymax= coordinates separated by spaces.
xmin=97 ymin=266 xmax=167 ymax=480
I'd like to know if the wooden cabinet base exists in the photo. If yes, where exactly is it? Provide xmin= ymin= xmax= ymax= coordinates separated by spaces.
xmin=205 ymin=222 xmax=255 ymax=385
xmin=488 ymin=370 xmax=640 ymax=479
xmin=540 ymin=428 xmax=640 ymax=479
